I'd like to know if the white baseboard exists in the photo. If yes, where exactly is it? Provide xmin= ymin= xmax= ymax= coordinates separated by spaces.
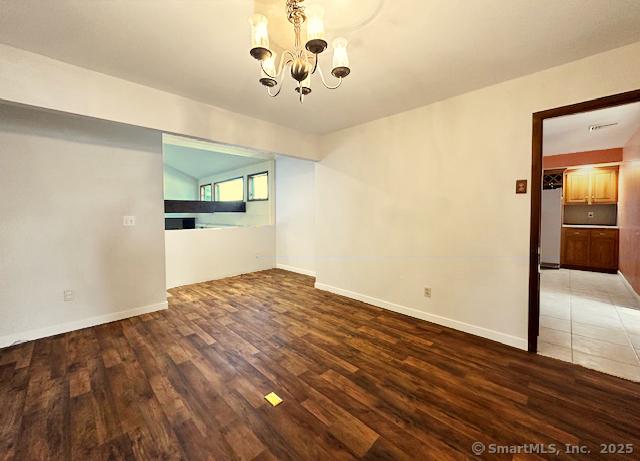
xmin=276 ymin=263 xmax=317 ymax=278
xmin=619 ymin=271 xmax=640 ymax=303
xmin=314 ymin=282 xmax=527 ymax=350
xmin=0 ymin=301 xmax=168 ymax=349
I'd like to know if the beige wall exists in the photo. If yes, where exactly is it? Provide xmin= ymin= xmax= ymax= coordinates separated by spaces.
xmin=165 ymin=226 xmax=275 ymax=289
xmin=0 ymin=44 xmax=320 ymax=161
xmin=275 ymin=156 xmax=316 ymax=276
xmin=619 ymin=126 xmax=640 ymax=295
xmin=0 ymin=104 xmax=167 ymax=347
xmin=2 ymin=38 xmax=640 ymax=350
xmin=316 ymin=42 xmax=640 ymax=349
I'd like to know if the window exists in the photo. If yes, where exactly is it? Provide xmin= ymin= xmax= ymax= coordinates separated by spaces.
xmin=248 ymin=172 xmax=269 ymax=201
xmin=200 ymin=184 xmax=212 ymax=201
xmin=214 ymin=177 xmax=244 ymax=202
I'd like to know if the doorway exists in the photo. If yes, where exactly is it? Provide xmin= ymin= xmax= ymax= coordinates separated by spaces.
xmin=529 ymin=89 xmax=640 ymax=380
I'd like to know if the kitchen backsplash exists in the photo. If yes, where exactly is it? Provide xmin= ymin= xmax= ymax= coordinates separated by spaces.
xmin=563 ymin=204 xmax=617 ymax=226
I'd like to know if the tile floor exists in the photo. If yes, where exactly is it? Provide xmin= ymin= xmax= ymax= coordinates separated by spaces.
xmin=539 ymin=269 xmax=640 ymax=382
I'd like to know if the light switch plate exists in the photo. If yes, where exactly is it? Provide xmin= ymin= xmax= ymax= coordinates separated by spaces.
xmin=515 ymin=179 xmax=528 ymax=194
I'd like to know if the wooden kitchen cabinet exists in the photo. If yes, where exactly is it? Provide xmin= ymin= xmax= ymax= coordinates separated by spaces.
xmin=563 ymin=166 xmax=618 ymax=205
xmin=589 ymin=229 xmax=619 ymax=270
xmin=590 ymin=168 xmax=618 ymax=204
xmin=564 ymin=170 xmax=591 ymax=204
xmin=561 ymin=227 xmax=619 ymax=273
xmin=562 ymin=228 xmax=590 ymax=267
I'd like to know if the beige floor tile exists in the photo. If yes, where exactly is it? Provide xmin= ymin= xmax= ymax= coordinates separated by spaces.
xmin=540 ymin=315 xmax=570 ymax=333
xmin=570 ymin=290 xmax=611 ymax=303
xmin=618 ymin=311 xmax=640 ymax=335
xmin=611 ymin=296 xmax=640 ymax=310
xmin=572 ymin=322 xmax=628 ymax=346
xmin=540 ymin=269 xmax=640 ymax=381
xmin=539 ymin=327 xmax=571 ymax=348
xmin=570 ymin=296 xmax=614 ymax=309
xmin=541 ymin=294 xmax=571 ymax=306
xmin=573 ymin=351 xmax=640 ymax=382
xmin=618 ymin=308 xmax=640 ymax=325
xmin=622 ymin=323 xmax=640 ymax=336
xmin=571 ymin=335 xmax=638 ymax=365
xmin=540 ymin=304 xmax=570 ymax=320
xmin=618 ymin=305 xmax=640 ymax=317
xmin=538 ymin=341 xmax=572 ymax=362
xmin=571 ymin=310 xmax=624 ymax=329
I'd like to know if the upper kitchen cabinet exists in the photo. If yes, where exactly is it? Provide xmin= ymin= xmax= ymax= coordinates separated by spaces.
xmin=590 ymin=167 xmax=618 ymax=204
xmin=563 ymin=166 xmax=618 ymax=205
xmin=564 ymin=169 xmax=591 ymax=204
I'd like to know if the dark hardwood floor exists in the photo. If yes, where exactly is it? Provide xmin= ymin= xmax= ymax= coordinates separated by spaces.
xmin=1 ymin=269 xmax=640 ymax=460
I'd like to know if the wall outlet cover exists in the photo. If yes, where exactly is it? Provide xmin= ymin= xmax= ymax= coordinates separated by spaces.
xmin=424 ymin=288 xmax=432 ymax=298
xmin=123 ymin=215 xmax=136 ymax=226
xmin=64 ymin=290 xmax=74 ymax=302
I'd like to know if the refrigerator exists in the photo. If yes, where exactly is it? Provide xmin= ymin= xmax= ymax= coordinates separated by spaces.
xmin=541 ymin=188 xmax=563 ymax=268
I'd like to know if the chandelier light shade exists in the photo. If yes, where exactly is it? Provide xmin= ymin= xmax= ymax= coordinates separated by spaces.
xmin=305 ymin=4 xmax=327 ymax=53
xmin=248 ymin=0 xmax=351 ymax=103
xmin=259 ymin=54 xmax=278 ymax=87
xmin=248 ymin=14 xmax=272 ymax=60
xmin=331 ymin=37 xmax=350 ymax=78
xmin=295 ymin=74 xmax=312 ymax=95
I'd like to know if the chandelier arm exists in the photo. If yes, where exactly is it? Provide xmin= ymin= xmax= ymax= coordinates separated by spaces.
xmin=317 ymin=64 xmax=343 ymax=90
xmin=266 ymin=61 xmax=293 ymax=98
xmin=259 ymin=61 xmax=277 ymax=80
xmin=267 ymin=84 xmax=283 ymax=98
xmin=310 ymin=53 xmax=319 ymax=75
xmin=260 ymin=55 xmax=294 ymax=80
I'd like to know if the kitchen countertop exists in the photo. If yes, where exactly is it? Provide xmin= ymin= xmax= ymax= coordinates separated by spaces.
xmin=562 ymin=224 xmax=619 ymax=229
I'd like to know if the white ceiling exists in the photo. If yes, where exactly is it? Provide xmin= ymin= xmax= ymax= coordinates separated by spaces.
xmin=164 ymin=144 xmax=267 ymax=179
xmin=1 ymin=1 xmax=639 ymax=134
xmin=543 ymin=102 xmax=640 ymax=156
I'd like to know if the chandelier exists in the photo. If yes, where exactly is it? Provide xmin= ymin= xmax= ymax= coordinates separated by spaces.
xmin=248 ymin=0 xmax=351 ymax=103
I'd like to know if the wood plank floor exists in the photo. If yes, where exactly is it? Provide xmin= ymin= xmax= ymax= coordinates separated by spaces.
xmin=1 ymin=269 xmax=640 ymax=460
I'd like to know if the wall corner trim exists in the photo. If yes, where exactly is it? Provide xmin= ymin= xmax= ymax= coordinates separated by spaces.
xmin=0 ymin=301 xmax=169 ymax=349
xmin=276 ymin=263 xmax=317 ymax=277
xmin=618 ymin=271 xmax=640 ymax=302
xmin=314 ymin=282 xmax=528 ymax=351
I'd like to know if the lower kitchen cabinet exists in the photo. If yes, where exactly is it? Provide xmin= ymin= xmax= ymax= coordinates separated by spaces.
xmin=562 ymin=228 xmax=590 ymax=267
xmin=561 ymin=227 xmax=619 ymax=273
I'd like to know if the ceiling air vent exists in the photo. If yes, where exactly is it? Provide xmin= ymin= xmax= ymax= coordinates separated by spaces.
xmin=588 ymin=122 xmax=618 ymax=132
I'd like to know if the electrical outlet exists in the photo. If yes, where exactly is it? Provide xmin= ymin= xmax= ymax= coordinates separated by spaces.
xmin=424 ymin=287 xmax=432 ymax=298
xmin=64 ymin=290 xmax=74 ymax=302
xmin=123 ymin=215 xmax=136 ymax=226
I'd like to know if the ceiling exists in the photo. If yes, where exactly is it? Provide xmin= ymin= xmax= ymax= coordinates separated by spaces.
xmin=1 ymin=1 xmax=640 ymax=134
xmin=543 ymin=102 xmax=640 ymax=156
xmin=163 ymin=144 xmax=268 ymax=179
